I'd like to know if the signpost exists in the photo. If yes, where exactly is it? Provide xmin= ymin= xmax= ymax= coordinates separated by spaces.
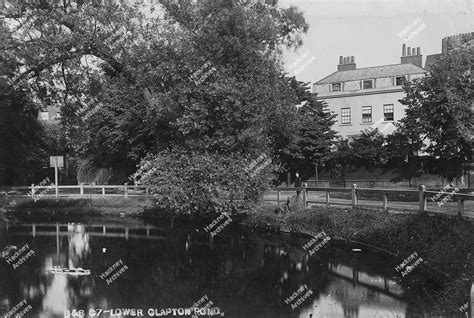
xmin=50 ymin=156 xmax=64 ymax=199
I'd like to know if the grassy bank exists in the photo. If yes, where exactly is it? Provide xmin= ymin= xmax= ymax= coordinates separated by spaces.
xmin=6 ymin=197 xmax=154 ymax=220
xmin=243 ymin=205 xmax=473 ymax=278
xmin=242 ymin=205 xmax=474 ymax=311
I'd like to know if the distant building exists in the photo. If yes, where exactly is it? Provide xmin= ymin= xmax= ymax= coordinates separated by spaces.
xmin=425 ymin=32 xmax=474 ymax=69
xmin=312 ymin=45 xmax=427 ymax=139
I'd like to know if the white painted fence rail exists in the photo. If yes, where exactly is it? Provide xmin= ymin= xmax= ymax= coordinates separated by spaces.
xmin=269 ymin=184 xmax=474 ymax=219
xmin=2 ymin=184 xmax=151 ymax=199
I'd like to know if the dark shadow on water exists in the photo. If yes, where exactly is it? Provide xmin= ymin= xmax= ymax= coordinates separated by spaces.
xmin=0 ymin=218 xmax=469 ymax=318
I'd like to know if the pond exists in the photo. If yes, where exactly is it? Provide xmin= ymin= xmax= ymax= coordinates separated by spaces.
xmin=0 ymin=217 xmax=468 ymax=318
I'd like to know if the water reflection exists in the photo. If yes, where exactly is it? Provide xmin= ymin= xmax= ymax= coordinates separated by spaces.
xmin=0 ymin=220 xmax=467 ymax=317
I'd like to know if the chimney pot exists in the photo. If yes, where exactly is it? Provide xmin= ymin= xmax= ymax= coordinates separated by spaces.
xmin=337 ymin=55 xmax=357 ymax=71
xmin=402 ymin=44 xmax=406 ymax=57
xmin=401 ymin=46 xmax=423 ymax=67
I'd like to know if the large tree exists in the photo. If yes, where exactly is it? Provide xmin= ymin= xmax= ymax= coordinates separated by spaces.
xmin=1 ymin=0 xmax=311 ymax=182
xmin=1 ymin=0 xmax=155 ymax=181
xmin=0 ymin=88 xmax=51 ymax=185
xmin=77 ymin=0 xmax=310 ymax=180
xmin=278 ymin=78 xmax=337 ymax=181
xmin=398 ymin=49 xmax=473 ymax=182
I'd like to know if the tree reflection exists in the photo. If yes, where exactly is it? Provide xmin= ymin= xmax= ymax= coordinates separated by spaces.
xmin=0 ymin=222 xmax=468 ymax=317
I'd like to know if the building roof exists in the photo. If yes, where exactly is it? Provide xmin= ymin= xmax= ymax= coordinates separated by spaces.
xmin=316 ymin=63 xmax=427 ymax=84
xmin=424 ymin=54 xmax=443 ymax=70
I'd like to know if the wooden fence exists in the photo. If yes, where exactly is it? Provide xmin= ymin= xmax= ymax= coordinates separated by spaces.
xmin=2 ymin=184 xmax=151 ymax=199
xmin=3 ymin=183 xmax=474 ymax=218
xmin=271 ymin=184 xmax=474 ymax=218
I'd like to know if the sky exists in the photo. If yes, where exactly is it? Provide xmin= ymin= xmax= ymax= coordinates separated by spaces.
xmin=279 ymin=0 xmax=474 ymax=85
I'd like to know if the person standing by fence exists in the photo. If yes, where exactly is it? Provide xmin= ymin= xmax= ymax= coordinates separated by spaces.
xmin=295 ymin=172 xmax=302 ymax=195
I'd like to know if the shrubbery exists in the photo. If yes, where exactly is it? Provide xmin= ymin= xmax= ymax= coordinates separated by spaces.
xmin=135 ymin=148 xmax=278 ymax=215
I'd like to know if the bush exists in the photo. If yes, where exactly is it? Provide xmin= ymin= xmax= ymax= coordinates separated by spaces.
xmin=135 ymin=148 xmax=278 ymax=215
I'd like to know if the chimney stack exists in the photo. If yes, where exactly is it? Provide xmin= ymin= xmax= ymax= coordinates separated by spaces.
xmin=401 ymin=45 xmax=422 ymax=67
xmin=338 ymin=55 xmax=357 ymax=71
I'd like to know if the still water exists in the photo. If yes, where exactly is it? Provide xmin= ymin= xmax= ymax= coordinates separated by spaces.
xmin=0 ymin=217 xmax=468 ymax=318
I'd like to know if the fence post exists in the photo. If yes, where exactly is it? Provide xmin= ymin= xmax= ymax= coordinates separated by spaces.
xmin=383 ymin=192 xmax=388 ymax=212
xmin=457 ymin=197 xmax=464 ymax=218
xmin=302 ymin=184 xmax=307 ymax=206
xmin=80 ymin=184 xmax=84 ymax=198
xmin=418 ymin=185 xmax=426 ymax=213
xmin=326 ymin=190 xmax=330 ymax=208
xmin=470 ymin=282 xmax=473 ymax=318
xmin=351 ymin=184 xmax=357 ymax=208
xmin=31 ymin=184 xmax=35 ymax=199
xmin=277 ymin=190 xmax=280 ymax=205
xmin=146 ymin=187 xmax=150 ymax=198
xmin=102 ymin=186 xmax=106 ymax=198
xmin=124 ymin=183 xmax=128 ymax=198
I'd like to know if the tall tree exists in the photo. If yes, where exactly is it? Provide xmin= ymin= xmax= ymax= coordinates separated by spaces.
xmin=1 ymin=0 xmax=156 ymax=181
xmin=278 ymin=78 xmax=337 ymax=180
xmin=0 ymin=87 xmax=49 ymax=185
xmin=398 ymin=49 xmax=473 ymax=182
xmin=79 ymin=0 xmax=310 ymax=180
xmin=1 ymin=0 xmax=313 ymax=184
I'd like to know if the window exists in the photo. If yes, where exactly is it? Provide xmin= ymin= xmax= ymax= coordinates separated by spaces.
xmin=384 ymin=104 xmax=394 ymax=121
xmin=331 ymin=83 xmax=342 ymax=92
xmin=341 ymin=107 xmax=351 ymax=124
xmin=362 ymin=106 xmax=372 ymax=123
xmin=395 ymin=76 xmax=406 ymax=86
xmin=362 ymin=79 xmax=373 ymax=89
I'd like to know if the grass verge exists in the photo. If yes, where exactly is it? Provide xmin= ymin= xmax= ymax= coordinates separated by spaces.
xmin=5 ymin=197 xmax=154 ymax=220
xmin=242 ymin=204 xmax=473 ymax=312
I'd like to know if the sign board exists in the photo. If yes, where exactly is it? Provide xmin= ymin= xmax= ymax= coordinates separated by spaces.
xmin=50 ymin=156 xmax=64 ymax=168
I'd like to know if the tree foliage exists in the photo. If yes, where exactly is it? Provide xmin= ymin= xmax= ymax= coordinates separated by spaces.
xmin=1 ymin=0 xmax=310 ymax=181
xmin=137 ymin=148 xmax=278 ymax=215
xmin=397 ymin=49 xmax=473 ymax=181
xmin=278 ymin=78 xmax=337 ymax=180
xmin=0 ymin=89 xmax=49 ymax=185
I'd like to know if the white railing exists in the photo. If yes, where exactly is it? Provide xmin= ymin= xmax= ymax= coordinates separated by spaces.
xmin=2 ymin=184 xmax=152 ymax=199
xmin=269 ymin=184 xmax=474 ymax=219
